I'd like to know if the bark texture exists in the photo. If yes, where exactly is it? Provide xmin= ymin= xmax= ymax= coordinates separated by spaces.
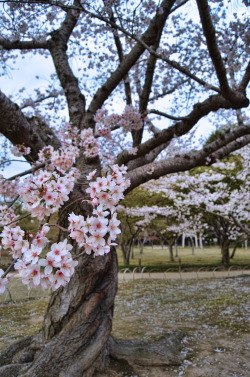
xmin=0 ymin=249 xmax=118 ymax=377
xmin=221 ymin=238 xmax=230 ymax=265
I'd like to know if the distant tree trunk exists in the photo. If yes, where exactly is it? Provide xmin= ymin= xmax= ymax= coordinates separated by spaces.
xmin=190 ymin=237 xmax=195 ymax=255
xmin=121 ymin=242 xmax=133 ymax=265
xmin=131 ymin=244 xmax=134 ymax=259
xmin=168 ymin=239 xmax=175 ymax=262
xmin=221 ymin=237 xmax=230 ymax=265
xmin=230 ymin=240 xmax=239 ymax=259
xmin=138 ymin=238 xmax=144 ymax=254
xmin=175 ymin=239 xmax=178 ymax=257
xmin=199 ymin=236 xmax=203 ymax=249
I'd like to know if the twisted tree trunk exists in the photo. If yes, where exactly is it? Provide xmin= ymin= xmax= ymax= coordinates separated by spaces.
xmin=0 ymin=249 xmax=118 ymax=377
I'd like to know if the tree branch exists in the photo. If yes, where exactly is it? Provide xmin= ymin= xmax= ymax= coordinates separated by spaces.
xmin=87 ymin=0 xmax=176 ymax=115
xmin=6 ymin=161 xmax=46 ymax=181
xmin=0 ymin=90 xmax=60 ymax=161
xmin=238 ymin=60 xmax=250 ymax=91
xmin=230 ymin=214 xmax=250 ymax=237
xmin=127 ymin=142 xmax=170 ymax=172
xmin=105 ymin=2 xmax=132 ymax=106
xmin=47 ymin=0 xmax=86 ymax=127
xmin=196 ymin=0 xmax=231 ymax=95
xmin=149 ymin=109 xmax=186 ymax=121
xmin=148 ymin=79 xmax=189 ymax=102
xmin=0 ymin=38 xmax=48 ymax=50
xmin=116 ymin=93 xmax=249 ymax=166
xmin=126 ymin=128 xmax=250 ymax=192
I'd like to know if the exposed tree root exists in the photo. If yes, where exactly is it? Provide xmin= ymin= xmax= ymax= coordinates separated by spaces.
xmin=109 ymin=330 xmax=185 ymax=368
xmin=0 ymin=331 xmax=184 ymax=377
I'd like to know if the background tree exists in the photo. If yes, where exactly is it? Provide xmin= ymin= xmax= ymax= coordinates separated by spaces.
xmin=0 ymin=0 xmax=249 ymax=376
xmin=147 ymin=147 xmax=250 ymax=265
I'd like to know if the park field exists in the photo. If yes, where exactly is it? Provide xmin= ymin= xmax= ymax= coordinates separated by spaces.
xmin=1 ymin=245 xmax=250 ymax=272
xmin=116 ymin=245 xmax=250 ymax=270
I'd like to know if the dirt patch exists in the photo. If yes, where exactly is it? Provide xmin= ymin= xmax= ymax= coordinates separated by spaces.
xmin=100 ymin=276 xmax=250 ymax=376
xmin=1 ymin=275 xmax=250 ymax=376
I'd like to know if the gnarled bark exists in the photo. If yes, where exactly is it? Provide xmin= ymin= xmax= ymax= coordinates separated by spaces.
xmin=0 ymin=248 xmax=118 ymax=377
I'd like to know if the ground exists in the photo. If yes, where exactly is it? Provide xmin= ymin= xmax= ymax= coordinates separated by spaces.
xmin=0 ymin=273 xmax=250 ymax=376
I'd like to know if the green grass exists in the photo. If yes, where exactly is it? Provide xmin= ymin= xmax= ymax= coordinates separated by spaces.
xmin=116 ymin=245 xmax=250 ymax=271
xmin=1 ymin=245 xmax=250 ymax=273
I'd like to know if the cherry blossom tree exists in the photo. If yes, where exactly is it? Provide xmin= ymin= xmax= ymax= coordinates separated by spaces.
xmin=117 ymin=204 xmax=157 ymax=264
xmin=146 ymin=147 xmax=250 ymax=265
xmin=0 ymin=0 xmax=249 ymax=375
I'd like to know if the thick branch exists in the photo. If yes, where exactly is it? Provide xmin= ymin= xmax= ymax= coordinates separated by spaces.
xmin=117 ymin=93 xmax=249 ymax=166
xmin=47 ymin=1 xmax=86 ymax=126
xmin=88 ymin=0 xmax=176 ymax=115
xmin=0 ymin=91 xmax=60 ymax=161
xmin=239 ymin=61 xmax=250 ymax=91
xmin=107 ymin=4 xmax=132 ymax=106
xmin=127 ymin=142 xmax=170 ymax=171
xmin=0 ymin=39 xmax=48 ymax=50
xmin=196 ymin=0 xmax=231 ymax=95
xmin=126 ymin=126 xmax=250 ymax=191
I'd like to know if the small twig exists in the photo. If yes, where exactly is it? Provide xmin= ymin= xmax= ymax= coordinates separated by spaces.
xmin=59 ymin=196 xmax=90 ymax=217
xmin=1 ymin=258 xmax=19 ymax=278
xmin=0 ymin=213 xmax=31 ymax=228
xmin=0 ymin=159 xmax=31 ymax=167
xmin=7 ymin=161 xmax=47 ymax=181
xmin=49 ymin=223 xmax=70 ymax=233
xmin=149 ymin=109 xmax=186 ymax=121
xmin=8 ymin=195 xmax=20 ymax=208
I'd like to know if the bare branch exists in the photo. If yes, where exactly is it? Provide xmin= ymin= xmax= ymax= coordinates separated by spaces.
xmin=0 ymin=90 xmax=60 ymax=161
xmin=126 ymin=130 xmax=250 ymax=192
xmin=196 ymin=0 xmax=231 ymax=95
xmin=7 ymin=161 xmax=46 ymax=181
xmin=149 ymin=109 xmax=186 ymax=121
xmin=47 ymin=2 xmax=86 ymax=126
xmin=117 ymin=93 xmax=249 ymax=166
xmin=238 ymin=61 xmax=250 ymax=91
xmin=20 ymin=92 xmax=60 ymax=110
xmin=127 ymin=142 xmax=170 ymax=171
xmin=0 ymin=213 xmax=31 ymax=228
xmin=88 ymin=0 xmax=177 ymax=115
xmin=106 ymin=3 xmax=132 ymax=106
xmin=0 ymin=38 xmax=48 ymax=50
xmin=149 ymin=79 xmax=189 ymax=102
xmin=1 ymin=258 xmax=19 ymax=279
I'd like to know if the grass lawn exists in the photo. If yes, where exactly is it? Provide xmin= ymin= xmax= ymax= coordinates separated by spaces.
xmin=116 ymin=245 xmax=250 ymax=271
xmin=1 ymin=245 xmax=250 ymax=272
